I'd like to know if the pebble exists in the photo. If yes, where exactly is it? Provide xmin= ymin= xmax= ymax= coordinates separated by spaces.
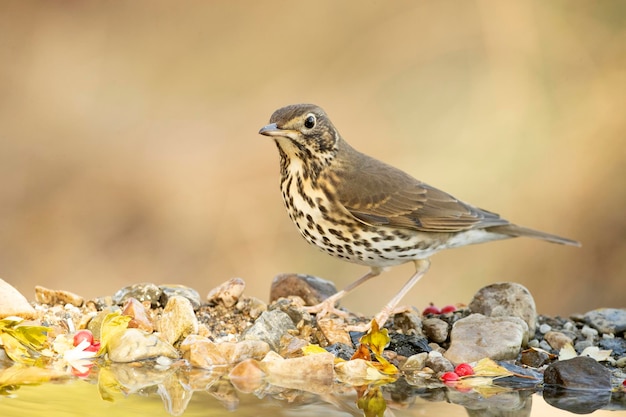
xmin=388 ymin=333 xmax=431 ymax=357
xmin=113 ymin=283 xmax=162 ymax=308
xmin=269 ymin=273 xmax=337 ymax=305
xmin=35 ymin=285 xmax=84 ymax=307
xmin=444 ymin=313 xmax=528 ymax=364
xmin=581 ymin=325 xmax=598 ymax=339
xmin=544 ymin=331 xmax=574 ymax=351
xmin=122 ymin=297 xmax=154 ymax=332
xmin=242 ymin=310 xmax=296 ymax=351
xmin=180 ymin=335 xmax=270 ymax=368
xmin=584 ymin=308 xmax=626 ymax=335
xmin=324 ymin=343 xmax=355 ymax=361
xmin=539 ymin=323 xmax=552 ymax=334
xmin=207 ymin=278 xmax=246 ymax=308
xmin=422 ymin=317 xmax=449 ymax=343
xmin=108 ymin=328 xmax=179 ymax=362
xmin=401 ymin=352 xmax=428 ymax=372
xmin=316 ymin=317 xmax=351 ymax=345
xmin=521 ymin=347 xmax=552 ymax=367
xmin=425 ymin=351 xmax=454 ymax=374
xmin=0 ymin=278 xmax=37 ymax=319
xmin=262 ymin=351 xmax=334 ymax=394
xmin=160 ymin=285 xmax=202 ymax=311
xmin=468 ymin=282 xmax=537 ymax=339
xmin=544 ymin=356 xmax=612 ymax=390
xmin=157 ymin=296 xmax=199 ymax=345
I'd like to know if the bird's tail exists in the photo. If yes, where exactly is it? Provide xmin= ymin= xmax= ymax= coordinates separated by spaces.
xmin=488 ymin=224 xmax=581 ymax=247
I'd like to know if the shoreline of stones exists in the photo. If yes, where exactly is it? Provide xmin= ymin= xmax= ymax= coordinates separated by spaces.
xmin=1 ymin=276 xmax=625 ymax=415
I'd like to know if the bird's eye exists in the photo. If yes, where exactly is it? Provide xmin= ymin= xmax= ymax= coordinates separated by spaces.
xmin=304 ymin=114 xmax=316 ymax=129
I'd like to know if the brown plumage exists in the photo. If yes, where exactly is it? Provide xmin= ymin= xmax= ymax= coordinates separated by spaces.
xmin=259 ymin=103 xmax=579 ymax=327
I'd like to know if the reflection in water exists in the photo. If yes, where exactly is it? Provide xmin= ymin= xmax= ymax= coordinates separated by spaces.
xmin=1 ymin=362 xmax=623 ymax=417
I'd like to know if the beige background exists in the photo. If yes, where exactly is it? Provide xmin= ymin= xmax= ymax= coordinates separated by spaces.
xmin=1 ymin=1 xmax=624 ymax=316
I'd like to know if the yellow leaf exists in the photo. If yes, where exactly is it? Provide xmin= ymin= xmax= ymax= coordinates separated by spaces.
xmin=97 ymin=367 xmax=123 ymax=402
xmin=97 ymin=311 xmax=131 ymax=355
xmin=301 ymin=344 xmax=328 ymax=355
xmin=359 ymin=320 xmax=389 ymax=356
xmin=356 ymin=386 xmax=387 ymax=417
xmin=558 ymin=343 xmax=577 ymax=361
xmin=472 ymin=358 xmax=514 ymax=379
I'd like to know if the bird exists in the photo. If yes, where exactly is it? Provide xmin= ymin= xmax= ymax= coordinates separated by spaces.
xmin=259 ymin=103 xmax=580 ymax=328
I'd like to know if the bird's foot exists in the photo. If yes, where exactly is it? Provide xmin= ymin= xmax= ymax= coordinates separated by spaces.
xmin=345 ymin=304 xmax=413 ymax=332
xmin=304 ymin=298 xmax=350 ymax=319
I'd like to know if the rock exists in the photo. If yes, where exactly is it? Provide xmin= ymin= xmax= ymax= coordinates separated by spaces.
xmin=401 ymin=352 xmax=428 ymax=372
xmin=539 ymin=323 xmax=552 ymax=334
xmin=122 ymin=297 xmax=154 ymax=332
xmin=543 ymin=387 xmax=611 ymax=414
xmin=422 ymin=317 xmax=448 ymax=343
xmin=242 ymin=310 xmax=296 ymax=351
xmin=599 ymin=336 xmax=626 ymax=356
xmin=388 ymin=333 xmax=431 ymax=357
xmin=87 ymin=307 xmax=120 ymax=339
xmin=261 ymin=351 xmax=334 ymax=394
xmin=207 ymin=278 xmax=246 ymax=308
xmin=180 ymin=335 xmax=269 ymax=368
xmin=469 ymin=282 xmax=537 ymax=339
xmin=108 ymin=328 xmax=179 ymax=362
xmin=160 ymin=285 xmax=202 ymax=311
xmin=520 ymin=347 xmax=552 ymax=367
xmin=544 ymin=331 xmax=574 ymax=351
xmin=157 ymin=296 xmax=199 ymax=345
xmin=324 ymin=343 xmax=355 ymax=361
xmin=425 ymin=351 xmax=454 ymax=374
xmin=0 ymin=278 xmax=36 ymax=319
xmin=317 ymin=318 xmax=352 ymax=345
xmin=584 ymin=308 xmax=626 ymax=335
xmin=113 ymin=283 xmax=162 ymax=308
xmin=444 ymin=314 xmax=528 ymax=364
xmin=34 ymin=285 xmax=84 ymax=307
xmin=269 ymin=297 xmax=312 ymax=326
xmin=544 ymin=356 xmax=611 ymax=390
xmin=228 ymin=359 xmax=265 ymax=393
xmin=269 ymin=273 xmax=337 ymax=305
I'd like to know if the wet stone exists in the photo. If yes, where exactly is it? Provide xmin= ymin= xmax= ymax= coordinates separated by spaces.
xmin=158 ymin=296 xmax=199 ymax=345
xmin=520 ymin=347 xmax=552 ymax=368
xmin=422 ymin=317 xmax=448 ymax=343
xmin=425 ymin=351 xmax=454 ymax=374
xmin=401 ymin=352 xmax=428 ymax=372
xmin=544 ymin=331 xmax=574 ymax=351
xmin=160 ymin=285 xmax=201 ymax=311
xmin=242 ymin=309 xmax=296 ymax=352
xmin=35 ymin=285 xmax=84 ymax=307
xmin=262 ymin=350 xmax=334 ymax=394
xmin=108 ymin=328 xmax=179 ymax=362
xmin=207 ymin=278 xmax=246 ymax=308
xmin=324 ymin=342 xmax=355 ymax=361
xmin=113 ymin=283 xmax=162 ymax=308
xmin=598 ymin=336 xmax=626 ymax=356
xmin=544 ymin=356 xmax=612 ymax=390
xmin=469 ymin=282 xmax=537 ymax=339
xmin=445 ymin=314 xmax=528 ymax=364
xmin=584 ymin=308 xmax=626 ymax=335
xmin=388 ymin=333 xmax=431 ymax=357
xmin=0 ymin=278 xmax=36 ymax=320
xmin=269 ymin=273 xmax=337 ymax=305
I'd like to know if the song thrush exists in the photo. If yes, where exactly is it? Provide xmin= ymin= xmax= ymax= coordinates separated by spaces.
xmin=259 ymin=103 xmax=580 ymax=327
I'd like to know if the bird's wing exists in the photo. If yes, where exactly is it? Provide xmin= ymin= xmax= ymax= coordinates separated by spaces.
xmin=331 ymin=152 xmax=509 ymax=233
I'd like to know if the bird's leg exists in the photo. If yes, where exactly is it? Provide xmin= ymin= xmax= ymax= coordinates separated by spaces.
xmin=304 ymin=267 xmax=383 ymax=318
xmin=347 ymin=259 xmax=431 ymax=332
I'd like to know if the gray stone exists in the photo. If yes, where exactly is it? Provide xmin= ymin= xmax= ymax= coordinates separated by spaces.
xmin=157 ymin=296 xmax=199 ymax=345
xmin=242 ymin=309 xmax=296 ymax=351
xmin=108 ymin=328 xmax=179 ymax=362
xmin=269 ymin=273 xmax=337 ymax=305
xmin=584 ymin=308 xmax=626 ymax=335
xmin=425 ymin=351 xmax=454 ymax=374
xmin=422 ymin=317 xmax=449 ymax=343
xmin=469 ymin=282 xmax=537 ymax=340
xmin=113 ymin=283 xmax=162 ymax=308
xmin=444 ymin=313 xmax=528 ymax=364
xmin=544 ymin=356 xmax=611 ymax=390
xmin=160 ymin=285 xmax=202 ymax=311
xmin=401 ymin=352 xmax=428 ymax=372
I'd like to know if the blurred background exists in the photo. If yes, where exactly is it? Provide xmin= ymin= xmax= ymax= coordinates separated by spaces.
xmin=0 ymin=1 xmax=624 ymax=316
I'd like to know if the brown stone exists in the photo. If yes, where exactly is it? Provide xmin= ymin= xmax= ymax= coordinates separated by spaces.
xmin=0 ymin=278 xmax=36 ymax=319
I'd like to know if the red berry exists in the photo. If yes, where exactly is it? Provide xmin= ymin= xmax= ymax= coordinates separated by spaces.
xmin=440 ymin=372 xmax=459 ymax=382
xmin=440 ymin=305 xmax=456 ymax=314
xmin=423 ymin=304 xmax=441 ymax=315
xmin=84 ymin=341 xmax=101 ymax=353
xmin=454 ymin=363 xmax=474 ymax=377
xmin=73 ymin=330 xmax=94 ymax=347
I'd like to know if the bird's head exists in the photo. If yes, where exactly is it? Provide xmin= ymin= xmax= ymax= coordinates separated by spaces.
xmin=259 ymin=104 xmax=340 ymax=166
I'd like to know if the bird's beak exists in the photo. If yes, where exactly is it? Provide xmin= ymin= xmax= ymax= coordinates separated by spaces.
xmin=258 ymin=123 xmax=282 ymax=136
